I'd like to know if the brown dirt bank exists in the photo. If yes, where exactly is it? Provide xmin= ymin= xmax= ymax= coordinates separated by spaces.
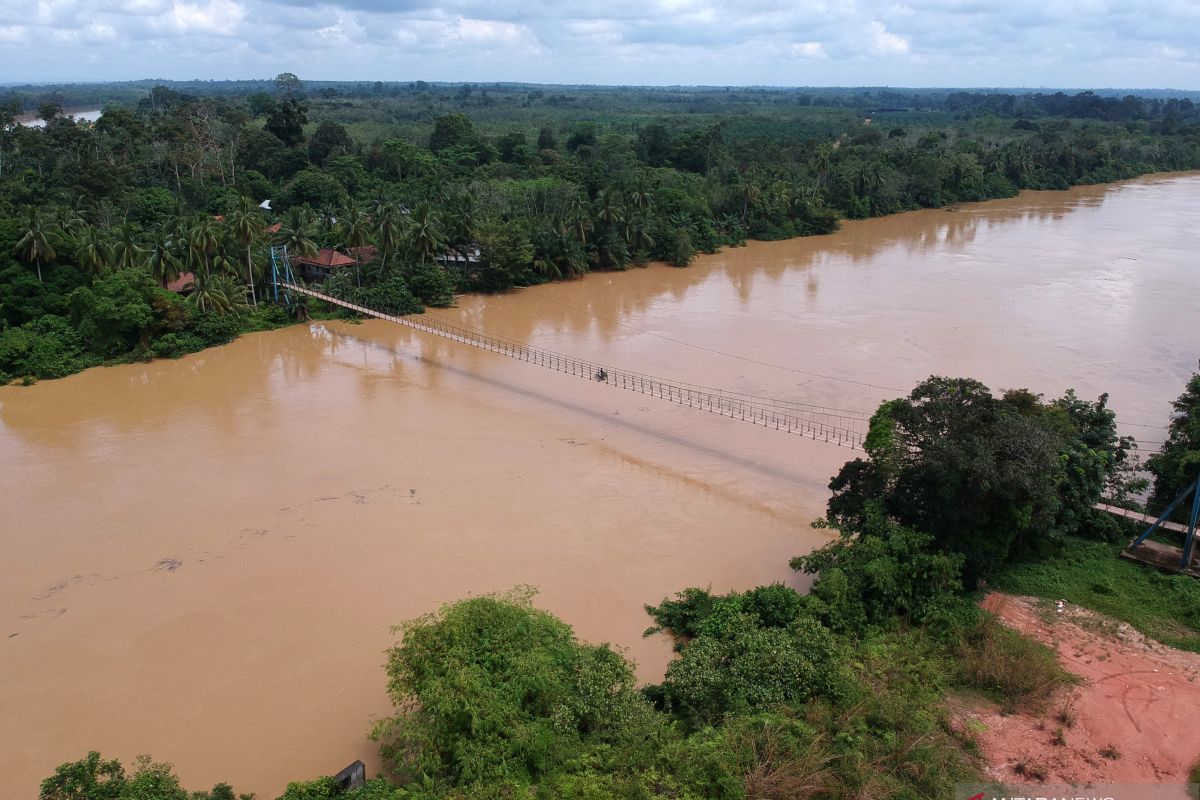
xmin=956 ymin=593 xmax=1200 ymax=784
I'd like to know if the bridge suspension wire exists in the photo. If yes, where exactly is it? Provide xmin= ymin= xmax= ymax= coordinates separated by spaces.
xmin=281 ymin=281 xmax=871 ymax=449
xmin=522 ymin=288 xmax=911 ymax=394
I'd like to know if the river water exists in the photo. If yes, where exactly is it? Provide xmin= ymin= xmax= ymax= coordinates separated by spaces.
xmin=2 ymin=174 xmax=1198 ymax=796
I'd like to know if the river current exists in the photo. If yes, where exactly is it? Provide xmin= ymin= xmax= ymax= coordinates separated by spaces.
xmin=2 ymin=174 xmax=1198 ymax=796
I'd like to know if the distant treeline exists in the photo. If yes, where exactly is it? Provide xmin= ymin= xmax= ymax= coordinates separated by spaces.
xmin=4 ymin=80 xmax=1199 ymax=119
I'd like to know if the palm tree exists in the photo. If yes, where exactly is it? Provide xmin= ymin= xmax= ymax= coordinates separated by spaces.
xmin=188 ymin=217 xmax=219 ymax=280
xmin=738 ymin=177 xmax=762 ymax=222
xmin=407 ymin=204 xmax=446 ymax=264
xmin=812 ymin=144 xmax=834 ymax=187
xmin=73 ymin=224 xmax=112 ymax=278
xmin=564 ymin=192 xmax=592 ymax=244
xmin=13 ymin=206 xmax=60 ymax=282
xmin=147 ymin=240 xmax=183 ymax=289
xmin=376 ymin=202 xmax=404 ymax=276
xmin=594 ymin=188 xmax=624 ymax=229
xmin=112 ymin=222 xmax=143 ymax=271
xmin=227 ymin=197 xmax=262 ymax=306
xmin=274 ymin=207 xmax=318 ymax=286
xmin=276 ymin=207 xmax=318 ymax=261
xmin=628 ymin=173 xmax=654 ymax=213
xmin=339 ymin=203 xmax=372 ymax=287
xmin=446 ymin=187 xmax=477 ymax=253
xmin=625 ymin=214 xmax=654 ymax=258
xmin=188 ymin=273 xmax=249 ymax=316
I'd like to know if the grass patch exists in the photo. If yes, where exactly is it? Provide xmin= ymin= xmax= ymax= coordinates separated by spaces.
xmin=953 ymin=613 xmax=1074 ymax=713
xmin=992 ymin=537 xmax=1200 ymax=652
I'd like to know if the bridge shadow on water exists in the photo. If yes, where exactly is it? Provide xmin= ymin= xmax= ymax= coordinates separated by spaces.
xmin=325 ymin=326 xmax=840 ymax=498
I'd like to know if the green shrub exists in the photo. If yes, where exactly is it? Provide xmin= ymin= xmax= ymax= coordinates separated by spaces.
xmin=0 ymin=315 xmax=97 ymax=380
xmin=405 ymin=263 xmax=457 ymax=307
xmin=351 ymin=277 xmax=423 ymax=317
xmin=645 ymin=584 xmax=803 ymax=642
xmin=791 ymin=512 xmax=965 ymax=634
xmin=657 ymin=612 xmax=850 ymax=723
xmin=372 ymin=588 xmax=666 ymax=790
xmin=189 ymin=310 xmax=242 ymax=346
xmin=954 ymin=613 xmax=1072 ymax=712
xmin=39 ymin=752 xmax=244 ymax=800
xmin=151 ymin=332 xmax=206 ymax=359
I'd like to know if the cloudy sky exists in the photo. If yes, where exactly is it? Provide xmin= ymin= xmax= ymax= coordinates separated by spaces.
xmin=0 ymin=0 xmax=1196 ymax=88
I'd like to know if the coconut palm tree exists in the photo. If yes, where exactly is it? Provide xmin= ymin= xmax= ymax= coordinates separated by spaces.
xmin=276 ymin=206 xmax=318 ymax=262
xmin=375 ymin=202 xmax=405 ymax=276
xmin=625 ymin=214 xmax=654 ymax=259
xmin=407 ymin=204 xmax=446 ymax=265
xmin=13 ymin=206 xmax=60 ymax=282
xmin=188 ymin=273 xmax=249 ymax=316
xmin=227 ymin=197 xmax=261 ymax=307
xmin=188 ymin=217 xmax=219 ymax=280
xmin=147 ymin=240 xmax=183 ymax=289
xmin=738 ymin=176 xmax=762 ymax=222
xmin=628 ymin=173 xmax=654 ymax=213
xmin=73 ymin=224 xmax=112 ymax=278
xmin=111 ymin=222 xmax=143 ymax=271
xmin=339 ymin=203 xmax=372 ymax=287
xmin=594 ymin=188 xmax=624 ymax=229
xmin=564 ymin=192 xmax=592 ymax=244
xmin=812 ymin=143 xmax=834 ymax=188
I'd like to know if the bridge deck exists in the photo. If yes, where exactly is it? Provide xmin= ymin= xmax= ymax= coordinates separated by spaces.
xmin=282 ymin=282 xmax=870 ymax=449
xmin=1119 ymin=539 xmax=1200 ymax=576
xmin=1094 ymin=502 xmax=1189 ymax=534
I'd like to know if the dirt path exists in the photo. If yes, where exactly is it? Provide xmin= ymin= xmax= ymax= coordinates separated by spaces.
xmin=959 ymin=593 xmax=1200 ymax=784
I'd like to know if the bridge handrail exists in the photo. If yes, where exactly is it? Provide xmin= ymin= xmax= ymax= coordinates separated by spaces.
xmin=282 ymin=281 xmax=870 ymax=448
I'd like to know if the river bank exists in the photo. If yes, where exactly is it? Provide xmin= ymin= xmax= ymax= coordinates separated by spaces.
xmin=2 ymin=169 xmax=1195 ymax=390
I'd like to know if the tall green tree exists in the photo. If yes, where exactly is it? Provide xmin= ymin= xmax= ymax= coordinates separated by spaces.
xmin=226 ymin=197 xmax=262 ymax=306
xmin=111 ymin=222 xmax=143 ymax=272
xmin=275 ymin=206 xmax=318 ymax=263
xmin=825 ymin=377 xmax=1109 ymax=580
xmin=73 ymin=225 xmax=112 ymax=279
xmin=339 ymin=203 xmax=373 ymax=287
xmin=13 ymin=207 xmax=61 ymax=283
xmin=406 ymin=204 xmax=446 ymax=264
xmin=1146 ymin=368 xmax=1200 ymax=509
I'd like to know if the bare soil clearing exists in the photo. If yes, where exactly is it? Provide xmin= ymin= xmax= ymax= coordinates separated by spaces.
xmin=956 ymin=593 xmax=1200 ymax=784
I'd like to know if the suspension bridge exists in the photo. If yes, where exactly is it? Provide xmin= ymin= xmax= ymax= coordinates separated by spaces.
xmin=271 ymin=247 xmax=1200 ymax=573
xmin=269 ymin=246 xmax=871 ymax=448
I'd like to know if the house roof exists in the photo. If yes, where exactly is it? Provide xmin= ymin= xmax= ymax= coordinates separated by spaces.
xmin=295 ymin=248 xmax=356 ymax=269
xmin=347 ymin=245 xmax=378 ymax=262
xmin=166 ymin=272 xmax=195 ymax=293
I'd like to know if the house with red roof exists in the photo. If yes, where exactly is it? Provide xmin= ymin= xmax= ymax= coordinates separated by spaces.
xmin=294 ymin=248 xmax=356 ymax=282
xmin=166 ymin=272 xmax=195 ymax=294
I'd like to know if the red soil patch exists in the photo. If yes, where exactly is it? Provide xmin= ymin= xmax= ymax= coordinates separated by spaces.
xmin=955 ymin=593 xmax=1200 ymax=784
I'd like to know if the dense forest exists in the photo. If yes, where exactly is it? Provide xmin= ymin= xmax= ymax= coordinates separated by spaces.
xmin=37 ymin=370 xmax=1200 ymax=799
xmin=2 ymin=76 xmax=1200 ymax=383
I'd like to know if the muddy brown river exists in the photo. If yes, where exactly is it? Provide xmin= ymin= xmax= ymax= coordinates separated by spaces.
xmin=2 ymin=174 xmax=1198 ymax=797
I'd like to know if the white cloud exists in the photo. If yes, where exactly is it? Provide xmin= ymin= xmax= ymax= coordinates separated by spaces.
xmin=163 ymin=0 xmax=245 ymax=35
xmin=83 ymin=21 xmax=118 ymax=39
xmin=0 ymin=23 xmax=26 ymax=42
xmin=0 ymin=0 xmax=1196 ymax=87
xmin=454 ymin=17 xmax=537 ymax=47
xmin=791 ymin=41 xmax=827 ymax=58
xmin=868 ymin=19 xmax=909 ymax=55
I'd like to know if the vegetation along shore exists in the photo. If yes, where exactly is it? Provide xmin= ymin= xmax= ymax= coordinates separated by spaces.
xmin=3 ymin=79 xmax=1198 ymax=384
